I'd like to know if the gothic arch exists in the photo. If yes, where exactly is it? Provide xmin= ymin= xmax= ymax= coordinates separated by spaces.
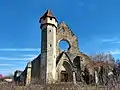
xmin=73 ymin=56 xmax=84 ymax=82
xmin=57 ymin=60 xmax=73 ymax=82
xmin=56 ymin=52 xmax=74 ymax=82
xmin=73 ymin=56 xmax=82 ymax=69
xmin=56 ymin=52 xmax=74 ymax=67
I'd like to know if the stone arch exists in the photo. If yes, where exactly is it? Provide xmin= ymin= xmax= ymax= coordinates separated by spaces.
xmin=62 ymin=61 xmax=73 ymax=82
xmin=56 ymin=60 xmax=73 ymax=82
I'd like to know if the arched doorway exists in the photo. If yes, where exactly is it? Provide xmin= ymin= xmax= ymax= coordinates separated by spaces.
xmin=73 ymin=56 xmax=83 ymax=82
xmin=60 ymin=61 xmax=73 ymax=82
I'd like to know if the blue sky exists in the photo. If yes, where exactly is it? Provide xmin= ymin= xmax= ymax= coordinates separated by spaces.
xmin=0 ymin=0 xmax=120 ymax=76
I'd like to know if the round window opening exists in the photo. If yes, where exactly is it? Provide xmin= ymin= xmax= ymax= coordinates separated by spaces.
xmin=59 ymin=40 xmax=70 ymax=51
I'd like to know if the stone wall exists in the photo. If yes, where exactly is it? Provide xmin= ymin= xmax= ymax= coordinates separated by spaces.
xmin=31 ymin=54 xmax=41 ymax=84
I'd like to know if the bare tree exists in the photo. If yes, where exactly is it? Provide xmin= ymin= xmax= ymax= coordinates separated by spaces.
xmin=90 ymin=52 xmax=115 ymax=63
xmin=89 ymin=53 xmax=117 ymax=86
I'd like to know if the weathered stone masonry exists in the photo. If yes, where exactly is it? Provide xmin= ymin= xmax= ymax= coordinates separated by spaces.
xmin=14 ymin=9 xmax=93 ymax=85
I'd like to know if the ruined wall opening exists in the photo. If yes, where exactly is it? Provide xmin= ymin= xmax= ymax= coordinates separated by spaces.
xmin=60 ymin=61 xmax=73 ymax=82
xmin=59 ymin=40 xmax=70 ymax=51
xmin=73 ymin=56 xmax=82 ymax=82
xmin=61 ymin=71 xmax=68 ymax=82
xmin=73 ymin=56 xmax=81 ymax=69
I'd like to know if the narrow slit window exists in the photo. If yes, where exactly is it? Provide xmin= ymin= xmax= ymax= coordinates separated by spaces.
xmin=62 ymin=29 xmax=65 ymax=32
xmin=50 ymin=44 xmax=52 ymax=47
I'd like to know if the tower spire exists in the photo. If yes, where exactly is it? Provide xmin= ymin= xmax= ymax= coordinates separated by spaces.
xmin=39 ymin=9 xmax=58 ymax=23
xmin=41 ymin=9 xmax=55 ymax=18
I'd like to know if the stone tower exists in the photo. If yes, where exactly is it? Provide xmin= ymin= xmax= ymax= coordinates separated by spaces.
xmin=39 ymin=9 xmax=58 ymax=84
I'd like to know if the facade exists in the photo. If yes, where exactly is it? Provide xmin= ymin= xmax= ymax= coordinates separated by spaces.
xmin=39 ymin=9 xmax=93 ymax=84
xmin=14 ymin=9 xmax=94 ymax=85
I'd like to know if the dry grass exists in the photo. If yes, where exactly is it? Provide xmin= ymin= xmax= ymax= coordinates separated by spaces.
xmin=0 ymin=82 xmax=120 ymax=90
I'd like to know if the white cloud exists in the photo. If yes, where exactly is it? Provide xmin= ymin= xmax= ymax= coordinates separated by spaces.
xmin=110 ymin=50 xmax=120 ymax=55
xmin=0 ymin=53 xmax=39 ymax=61
xmin=0 ymin=48 xmax=40 ymax=51
xmin=0 ymin=64 xmax=14 ymax=66
xmin=113 ymin=41 xmax=120 ymax=44
xmin=0 ymin=57 xmax=35 ymax=61
xmin=23 ymin=54 xmax=38 ymax=57
xmin=101 ymin=37 xmax=120 ymax=44
xmin=101 ymin=37 xmax=118 ymax=42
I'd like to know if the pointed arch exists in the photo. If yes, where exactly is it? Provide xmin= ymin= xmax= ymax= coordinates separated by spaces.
xmin=56 ymin=52 xmax=75 ymax=82
xmin=60 ymin=61 xmax=73 ymax=82
xmin=56 ymin=51 xmax=75 ymax=68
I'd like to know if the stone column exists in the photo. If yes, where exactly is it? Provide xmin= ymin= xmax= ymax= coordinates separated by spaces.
xmin=95 ymin=71 xmax=98 ymax=85
xmin=73 ymin=70 xmax=76 ymax=84
xmin=26 ymin=62 xmax=32 ymax=85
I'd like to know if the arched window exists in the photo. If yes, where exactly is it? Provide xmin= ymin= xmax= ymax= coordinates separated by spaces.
xmin=60 ymin=61 xmax=73 ymax=82
xmin=73 ymin=56 xmax=81 ymax=69
xmin=59 ymin=40 xmax=71 ymax=51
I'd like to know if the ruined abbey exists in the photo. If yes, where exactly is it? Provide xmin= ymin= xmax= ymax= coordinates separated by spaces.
xmin=14 ymin=9 xmax=115 ymax=85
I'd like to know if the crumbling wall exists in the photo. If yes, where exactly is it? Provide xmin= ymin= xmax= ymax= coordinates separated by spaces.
xmin=56 ymin=22 xmax=91 ymax=64
xmin=31 ymin=54 xmax=41 ymax=84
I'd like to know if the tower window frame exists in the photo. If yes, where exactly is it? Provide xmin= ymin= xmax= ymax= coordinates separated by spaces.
xmin=50 ymin=17 xmax=52 ymax=20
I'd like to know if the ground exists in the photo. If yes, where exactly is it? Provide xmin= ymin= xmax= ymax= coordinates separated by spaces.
xmin=0 ymin=82 xmax=120 ymax=90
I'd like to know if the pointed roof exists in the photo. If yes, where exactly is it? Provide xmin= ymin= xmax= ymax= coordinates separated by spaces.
xmin=40 ymin=9 xmax=58 ymax=22
xmin=42 ymin=9 xmax=55 ymax=18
